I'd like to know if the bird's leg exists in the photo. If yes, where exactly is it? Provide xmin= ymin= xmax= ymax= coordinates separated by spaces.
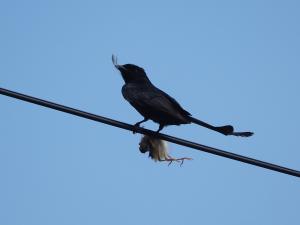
xmin=156 ymin=124 xmax=164 ymax=133
xmin=177 ymin=157 xmax=193 ymax=166
xmin=159 ymin=156 xmax=193 ymax=166
xmin=133 ymin=118 xmax=148 ymax=133
xmin=134 ymin=118 xmax=148 ymax=127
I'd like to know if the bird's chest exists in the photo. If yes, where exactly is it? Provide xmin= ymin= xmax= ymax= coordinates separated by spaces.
xmin=121 ymin=84 xmax=149 ymax=102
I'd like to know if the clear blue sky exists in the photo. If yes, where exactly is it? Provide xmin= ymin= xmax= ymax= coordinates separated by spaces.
xmin=1 ymin=1 xmax=300 ymax=225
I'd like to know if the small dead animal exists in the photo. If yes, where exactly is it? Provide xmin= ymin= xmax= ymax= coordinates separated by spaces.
xmin=139 ymin=135 xmax=192 ymax=166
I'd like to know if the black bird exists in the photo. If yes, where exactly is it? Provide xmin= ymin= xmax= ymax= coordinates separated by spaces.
xmin=112 ymin=55 xmax=253 ymax=137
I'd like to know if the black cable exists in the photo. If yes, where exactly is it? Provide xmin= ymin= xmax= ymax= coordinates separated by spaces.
xmin=1 ymin=87 xmax=299 ymax=178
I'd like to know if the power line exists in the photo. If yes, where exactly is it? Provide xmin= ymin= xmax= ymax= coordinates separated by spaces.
xmin=1 ymin=87 xmax=299 ymax=178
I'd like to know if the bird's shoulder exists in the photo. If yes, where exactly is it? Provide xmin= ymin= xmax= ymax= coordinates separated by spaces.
xmin=121 ymin=83 xmax=157 ymax=100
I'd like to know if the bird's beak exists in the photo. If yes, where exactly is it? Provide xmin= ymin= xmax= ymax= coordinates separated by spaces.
xmin=112 ymin=54 xmax=126 ymax=71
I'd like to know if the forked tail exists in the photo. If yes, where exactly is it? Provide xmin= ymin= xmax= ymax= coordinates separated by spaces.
xmin=189 ymin=116 xmax=253 ymax=137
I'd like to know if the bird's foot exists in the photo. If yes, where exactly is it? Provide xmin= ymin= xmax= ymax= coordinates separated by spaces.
xmin=132 ymin=119 xmax=148 ymax=134
xmin=161 ymin=157 xmax=193 ymax=166
xmin=155 ymin=124 xmax=164 ymax=134
xmin=132 ymin=123 xmax=140 ymax=134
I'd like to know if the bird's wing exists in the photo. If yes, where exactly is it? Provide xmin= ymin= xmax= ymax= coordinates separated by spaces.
xmin=155 ymin=88 xmax=191 ymax=116
xmin=122 ymin=85 xmax=191 ymax=121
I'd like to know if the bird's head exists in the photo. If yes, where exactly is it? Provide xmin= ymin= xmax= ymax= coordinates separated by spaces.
xmin=112 ymin=55 xmax=150 ymax=84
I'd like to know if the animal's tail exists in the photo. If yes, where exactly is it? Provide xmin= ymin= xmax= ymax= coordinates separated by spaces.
xmin=188 ymin=116 xmax=254 ymax=137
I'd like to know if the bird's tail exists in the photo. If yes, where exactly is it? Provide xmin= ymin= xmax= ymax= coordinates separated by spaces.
xmin=189 ymin=116 xmax=253 ymax=137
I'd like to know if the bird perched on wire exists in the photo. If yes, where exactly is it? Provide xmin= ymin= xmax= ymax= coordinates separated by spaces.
xmin=139 ymin=135 xmax=192 ymax=166
xmin=112 ymin=55 xmax=253 ymax=137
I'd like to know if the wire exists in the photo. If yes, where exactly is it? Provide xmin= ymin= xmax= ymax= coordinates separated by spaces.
xmin=1 ymin=87 xmax=299 ymax=178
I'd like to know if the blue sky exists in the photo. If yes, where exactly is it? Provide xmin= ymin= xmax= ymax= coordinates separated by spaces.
xmin=1 ymin=1 xmax=300 ymax=224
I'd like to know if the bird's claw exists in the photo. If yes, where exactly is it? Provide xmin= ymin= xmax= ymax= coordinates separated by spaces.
xmin=132 ymin=123 xmax=142 ymax=134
